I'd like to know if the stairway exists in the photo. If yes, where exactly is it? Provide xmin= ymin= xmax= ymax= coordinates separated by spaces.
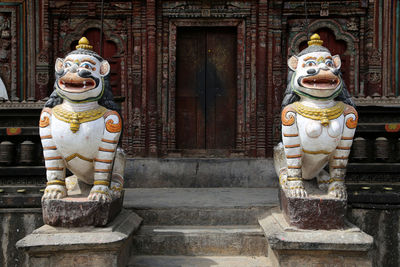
xmin=123 ymin=187 xmax=278 ymax=266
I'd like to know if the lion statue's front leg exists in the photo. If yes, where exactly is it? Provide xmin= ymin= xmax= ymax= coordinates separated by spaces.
xmin=327 ymin=105 xmax=358 ymax=199
xmin=40 ymin=107 xmax=67 ymax=200
xmin=88 ymin=110 xmax=122 ymax=202
xmin=280 ymin=104 xmax=307 ymax=198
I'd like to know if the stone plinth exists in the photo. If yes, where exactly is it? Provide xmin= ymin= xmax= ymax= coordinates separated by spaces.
xmin=280 ymin=182 xmax=346 ymax=230
xmin=259 ymin=209 xmax=373 ymax=267
xmin=42 ymin=191 xmax=124 ymax=227
xmin=16 ymin=209 xmax=142 ymax=267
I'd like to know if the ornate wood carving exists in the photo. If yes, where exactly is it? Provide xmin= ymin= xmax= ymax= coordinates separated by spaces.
xmin=162 ymin=1 xmax=251 ymax=18
xmin=1 ymin=0 xmax=398 ymax=158
xmin=0 ymin=3 xmax=21 ymax=101
xmin=147 ymin=0 xmax=158 ymax=156
xmin=0 ymin=11 xmax=12 ymax=98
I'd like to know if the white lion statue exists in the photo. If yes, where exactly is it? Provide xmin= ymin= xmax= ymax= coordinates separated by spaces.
xmin=275 ymin=34 xmax=358 ymax=199
xmin=40 ymin=37 xmax=124 ymax=202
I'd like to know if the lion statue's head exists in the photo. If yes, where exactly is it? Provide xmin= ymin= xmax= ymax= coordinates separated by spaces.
xmin=282 ymin=33 xmax=355 ymax=108
xmin=45 ymin=37 xmax=119 ymax=112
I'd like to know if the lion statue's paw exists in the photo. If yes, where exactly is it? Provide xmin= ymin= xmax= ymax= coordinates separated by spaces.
xmin=42 ymin=185 xmax=67 ymax=200
xmin=88 ymin=185 xmax=112 ymax=202
xmin=328 ymin=182 xmax=347 ymax=199
xmin=286 ymin=181 xmax=308 ymax=198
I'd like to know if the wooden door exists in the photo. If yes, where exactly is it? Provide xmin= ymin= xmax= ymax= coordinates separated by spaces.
xmin=176 ymin=27 xmax=237 ymax=150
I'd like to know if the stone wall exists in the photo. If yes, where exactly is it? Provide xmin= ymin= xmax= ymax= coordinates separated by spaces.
xmin=0 ymin=209 xmax=43 ymax=267
xmin=124 ymin=158 xmax=278 ymax=188
xmin=348 ymin=207 xmax=400 ymax=267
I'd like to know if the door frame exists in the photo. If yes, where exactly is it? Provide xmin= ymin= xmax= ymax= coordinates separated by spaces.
xmin=164 ymin=19 xmax=246 ymax=156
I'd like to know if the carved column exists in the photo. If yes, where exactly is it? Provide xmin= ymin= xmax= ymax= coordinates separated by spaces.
xmin=270 ymin=7 xmax=284 ymax=157
xmin=160 ymin=15 xmax=169 ymax=154
xmin=248 ymin=2 xmax=257 ymax=156
xmin=36 ymin=0 xmax=51 ymax=100
xmin=365 ymin=0 xmax=382 ymax=96
xmin=130 ymin=0 xmax=145 ymax=156
xmin=256 ymin=0 xmax=268 ymax=157
xmin=146 ymin=0 xmax=158 ymax=156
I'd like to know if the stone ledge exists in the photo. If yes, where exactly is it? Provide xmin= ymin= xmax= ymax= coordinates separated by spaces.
xmin=259 ymin=208 xmax=373 ymax=252
xmin=259 ymin=209 xmax=374 ymax=266
xmin=123 ymin=188 xmax=278 ymax=209
xmin=16 ymin=209 xmax=142 ymax=252
xmin=125 ymin=158 xmax=278 ymax=188
xmin=128 ymin=255 xmax=272 ymax=267
xmin=123 ymin=188 xmax=278 ymax=226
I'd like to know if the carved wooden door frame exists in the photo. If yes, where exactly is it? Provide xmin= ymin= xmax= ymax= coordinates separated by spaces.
xmin=164 ymin=19 xmax=246 ymax=155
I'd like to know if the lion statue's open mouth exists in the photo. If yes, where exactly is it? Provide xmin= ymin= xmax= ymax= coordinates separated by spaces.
xmin=300 ymin=72 xmax=340 ymax=90
xmin=58 ymin=74 xmax=96 ymax=93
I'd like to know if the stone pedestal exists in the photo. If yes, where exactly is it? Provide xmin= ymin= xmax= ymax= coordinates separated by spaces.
xmin=16 ymin=209 xmax=142 ymax=267
xmin=42 ymin=192 xmax=124 ymax=227
xmin=42 ymin=176 xmax=124 ymax=227
xmin=259 ymin=209 xmax=373 ymax=267
xmin=280 ymin=185 xmax=347 ymax=230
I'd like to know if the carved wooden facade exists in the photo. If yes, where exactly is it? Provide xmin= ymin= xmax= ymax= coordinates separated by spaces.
xmin=0 ymin=0 xmax=399 ymax=158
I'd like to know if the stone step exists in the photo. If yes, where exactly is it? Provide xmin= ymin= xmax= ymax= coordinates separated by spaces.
xmin=123 ymin=188 xmax=278 ymax=225
xmin=128 ymin=255 xmax=271 ymax=267
xmin=124 ymin=158 xmax=277 ymax=188
xmin=131 ymin=225 xmax=268 ymax=256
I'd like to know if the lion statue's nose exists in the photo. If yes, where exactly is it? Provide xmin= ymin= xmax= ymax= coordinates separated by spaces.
xmin=320 ymin=64 xmax=329 ymax=71
xmin=70 ymin=64 xmax=78 ymax=73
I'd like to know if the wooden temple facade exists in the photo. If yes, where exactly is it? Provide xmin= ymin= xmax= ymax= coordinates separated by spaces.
xmin=0 ymin=0 xmax=399 ymax=166
xmin=0 ymin=1 xmax=400 ymax=266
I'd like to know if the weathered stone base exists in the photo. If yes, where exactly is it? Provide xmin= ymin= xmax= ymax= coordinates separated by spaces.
xmin=280 ymin=182 xmax=347 ymax=230
xmin=16 ymin=209 xmax=142 ymax=267
xmin=42 ymin=191 xmax=124 ymax=227
xmin=259 ymin=209 xmax=373 ymax=267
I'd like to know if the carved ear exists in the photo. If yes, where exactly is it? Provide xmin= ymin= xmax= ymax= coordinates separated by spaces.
xmin=288 ymin=56 xmax=298 ymax=71
xmin=55 ymin=58 xmax=64 ymax=73
xmin=333 ymin=55 xmax=341 ymax=69
xmin=100 ymin=60 xmax=110 ymax=76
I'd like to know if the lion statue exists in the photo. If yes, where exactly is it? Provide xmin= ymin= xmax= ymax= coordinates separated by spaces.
xmin=40 ymin=37 xmax=124 ymax=202
xmin=274 ymin=34 xmax=358 ymax=199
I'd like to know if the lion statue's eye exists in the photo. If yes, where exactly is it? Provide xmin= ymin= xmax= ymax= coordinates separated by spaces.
xmin=305 ymin=60 xmax=316 ymax=67
xmin=80 ymin=63 xmax=93 ymax=70
xmin=325 ymin=60 xmax=334 ymax=67
xmin=64 ymin=62 xmax=72 ymax=68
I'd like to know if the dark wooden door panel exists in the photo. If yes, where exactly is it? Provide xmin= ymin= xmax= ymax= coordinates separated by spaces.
xmin=176 ymin=27 xmax=236 ymax=150
xmin=206 ymin=28 xmax=237 ymax=149
xmin=176 ymin=97 xmax=201 ymax=149
xmin=176 ymin=28 xmax=206 ymax=149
